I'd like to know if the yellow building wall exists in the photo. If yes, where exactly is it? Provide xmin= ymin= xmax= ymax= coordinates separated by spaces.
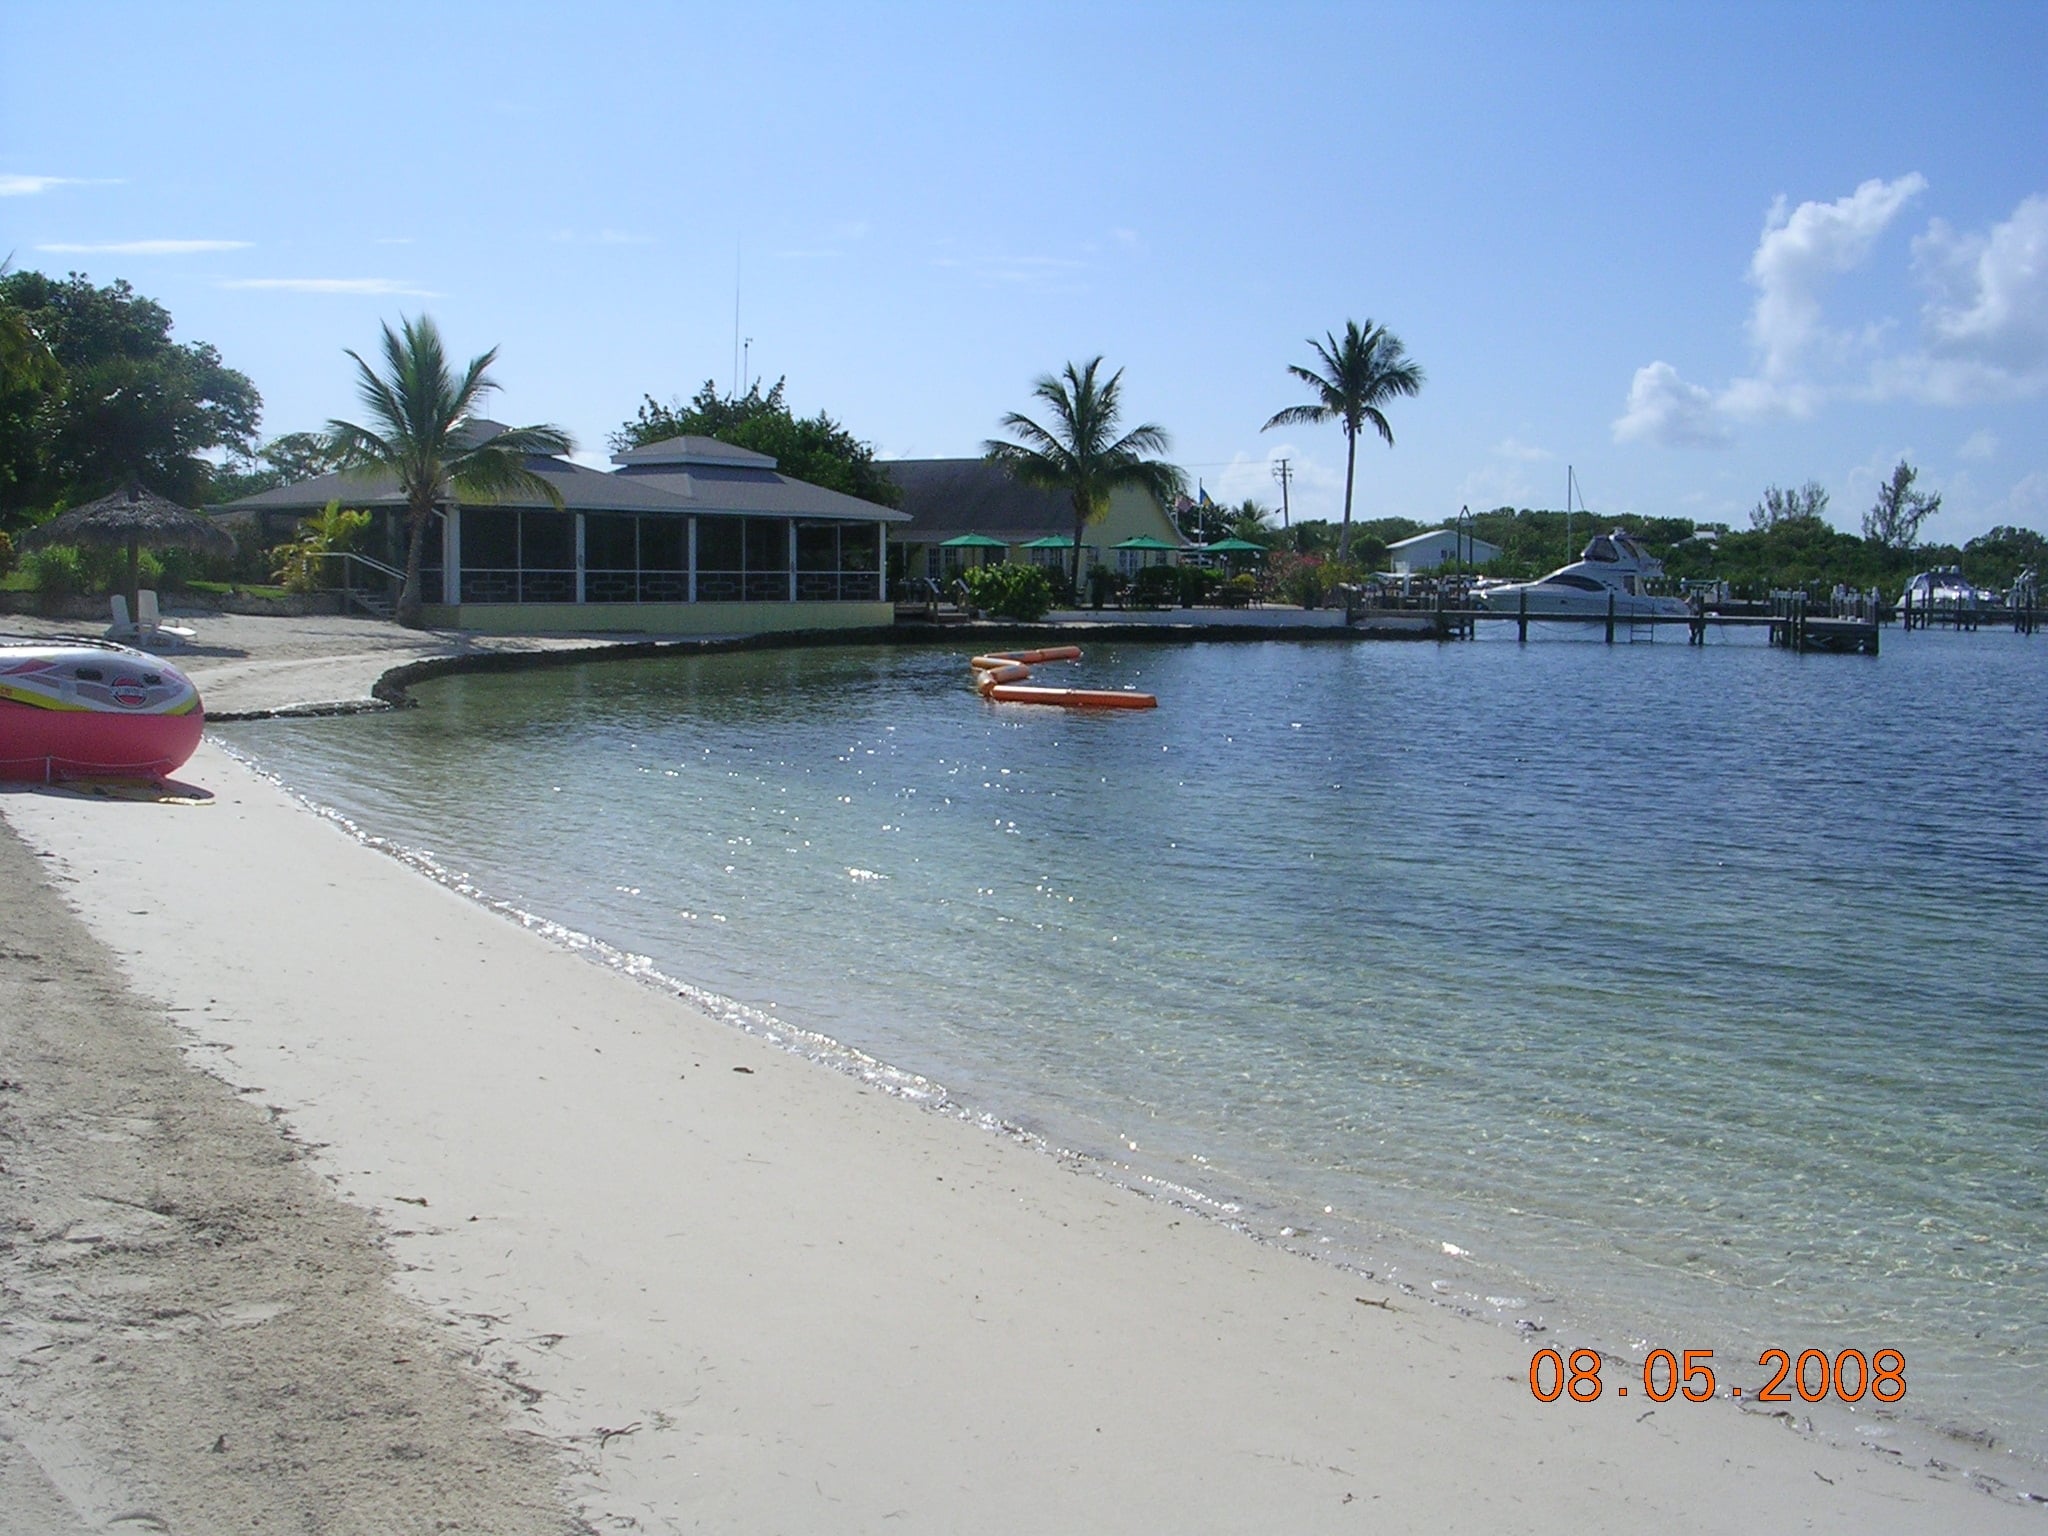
xmin=418 ymin=601 xmax=893 ymax=636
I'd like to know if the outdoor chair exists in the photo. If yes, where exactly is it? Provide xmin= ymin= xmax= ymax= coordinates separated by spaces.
xmin=137 ymin=589 xmax=197 ymax=649
xmin=105 ymin=594 xmax=140 ymax=642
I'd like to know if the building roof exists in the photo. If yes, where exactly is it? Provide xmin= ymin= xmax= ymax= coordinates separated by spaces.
xmin=885 ymin=458 xmax=1161 ymax=541
xmin=1387 ymin=527 xmax=1504 ymax=553
xmin=610 ymin=435 xmax=779 ymax=471
xmin=617 ymin=463 xmax=908 ymax=522
xmin=223 ymin=437 xmax=906 ymax=523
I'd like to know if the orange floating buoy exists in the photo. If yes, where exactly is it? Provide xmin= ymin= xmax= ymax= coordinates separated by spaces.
xmin=966 ymin=643 xmax=1153 ymax=707
xmin=983 ymin=685 xmax=1157 ymax=709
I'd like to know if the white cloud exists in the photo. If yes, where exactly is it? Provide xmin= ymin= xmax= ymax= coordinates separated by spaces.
xmin=1 ymin=174 xmax=122 ymax=197
xmin=1457 ymin=439 xmax=1556 ymax=508
xmin=218 ymin=277 xmax=436 ymax=296
xmin=1996 ymin=469 xmax=2048 ymax=523
xmin=1905 ymin=192 xmax=2048 ymax=397
xmin=1612 ymin=361 xmax=1731 ymax=448
xmin=1615 ymin=174 xmax=1954 ymax=443
xmin=1957 ymin=428 xmax=1998 ymax=461
xmin=548 ymin=228 xmax=654 ymax=246
xmin=37 ymin=238 xmax=250 ymax=255
xmin=1208 ymin=449 xmax=1293 ymax=510
xmin=1741 ymin=175 xmax=1925 ymax=388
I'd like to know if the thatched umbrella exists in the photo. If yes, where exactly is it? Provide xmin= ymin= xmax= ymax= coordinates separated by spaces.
xmin=20 ymin=482 xmax=237 ymax=622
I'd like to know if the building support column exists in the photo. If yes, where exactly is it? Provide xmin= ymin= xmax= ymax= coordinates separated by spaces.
xmin=574 ymin=513 xmax=586 ymax=605
xmin=687 ymin=518 xmax=697 ymax=604
xmin=443 ymin=505 xmax=462 ymax=606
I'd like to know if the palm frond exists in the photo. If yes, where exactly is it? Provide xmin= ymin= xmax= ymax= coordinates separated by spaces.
xmin=1263 ymin=403 xmax=1329 ymax=431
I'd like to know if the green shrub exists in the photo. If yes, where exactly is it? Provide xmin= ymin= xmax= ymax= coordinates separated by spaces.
xmin=0 ymin=530 xmax=15 ymax=580
xmin=23 ymin=544 xmax=86 ymax=596
xmin=1085 ymin=565 xmax=1120 ymax=608
xmin=961 ymin=561 xmax=1055 ymax=621
xmin=1176 ymin=564 xmax=1221 ymax=606
xmin=271 ymin=501 xmax=371 ymax=593
xmin=1218 ymin=572 xmax=1258 ymax=607
xmin=1130 ymin=565 xmax=1179 ymax=607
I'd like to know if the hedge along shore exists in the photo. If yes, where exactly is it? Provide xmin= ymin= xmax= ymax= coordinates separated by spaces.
xmin=2 ymin=612 xmax=2039 ymax=1531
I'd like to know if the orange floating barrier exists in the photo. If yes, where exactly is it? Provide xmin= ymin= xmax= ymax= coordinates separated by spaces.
xmin=965 ymin=644 xmax=1156 ymax=708
xmin=968 ymin=645 xmax=1083 ymax=670
xmin=983 ymin=684 xmax=1157 ymax=709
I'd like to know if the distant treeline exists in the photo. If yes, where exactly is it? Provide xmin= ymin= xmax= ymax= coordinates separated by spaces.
xmin=1272 ymin=510 xmax=2045 ymax=598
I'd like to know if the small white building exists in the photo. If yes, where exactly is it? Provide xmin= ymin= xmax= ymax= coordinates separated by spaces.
xmin=1386 ymin=528 xmax=1504 ymax=573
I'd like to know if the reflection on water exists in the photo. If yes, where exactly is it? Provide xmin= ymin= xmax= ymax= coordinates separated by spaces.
xmin=219 ymin=629 xmax=2048 ymax=1478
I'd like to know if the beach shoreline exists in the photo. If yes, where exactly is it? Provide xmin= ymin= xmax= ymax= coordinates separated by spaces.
xmin=2 ymin=615 xmax=2040 ymax=1531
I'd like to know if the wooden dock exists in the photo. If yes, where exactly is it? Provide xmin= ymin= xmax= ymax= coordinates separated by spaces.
xmin=1344 ymin=588 xmax=1885 ymax=654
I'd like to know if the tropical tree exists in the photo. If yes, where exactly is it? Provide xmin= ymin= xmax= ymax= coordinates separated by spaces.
xmin=1263 ymin=319 xmax=1424 ymax=565
xmin=1863 ymin=460 xmax=1941 ymax=548
xmin=0 ymin=267 xmax=260 ymax=520
xmin=611 ymin=377 xmax=899 ymax=507
xmin=326 ymin=316 xmax=572 ymax=628
xmin=984 ymin=356 xmax=1185 ymax=589
xmin=210 ymin=429 xmax=347 ymax=503
xmin=1751 ymin=480 xmax=1829 ymax=530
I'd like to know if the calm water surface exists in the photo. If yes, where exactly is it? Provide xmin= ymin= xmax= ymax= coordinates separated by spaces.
xmin=218 ymin=627 xmax=2047 ymax=1481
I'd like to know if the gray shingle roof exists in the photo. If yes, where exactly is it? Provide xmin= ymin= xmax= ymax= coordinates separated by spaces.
xmin=222 ymin=443 xmax=906 ymax=523
xmin=882 ymin=459 xmax=1079 ymax=540
xmin=611 ymin=435 xmax=778 ymax=470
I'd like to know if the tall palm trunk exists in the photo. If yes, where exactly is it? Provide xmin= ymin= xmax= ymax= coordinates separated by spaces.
xmin=398 ymin=499 xmax=431 ymax=628
xmin=1071 ymin=497 xmax=1088 ymax=593
xmin=1338 ymin=426 xmax=1359 ymax=566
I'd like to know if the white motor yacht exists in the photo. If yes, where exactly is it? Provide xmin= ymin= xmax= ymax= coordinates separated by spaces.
xmin=1479 ymin=530 xmax=1691 ymax=618
xmin=1900 ymin=566 xmax=1994 ymax=610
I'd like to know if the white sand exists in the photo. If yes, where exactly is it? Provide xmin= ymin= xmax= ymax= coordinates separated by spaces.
xmin=2 ymin=620 xmax=2036 ymax=1531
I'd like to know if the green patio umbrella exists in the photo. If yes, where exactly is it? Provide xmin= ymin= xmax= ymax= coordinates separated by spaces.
xmin=1020 ymin=534 xmax=1074 ymax=549
xmin=940 ymin=531 xmax=1008 ymax=568
xmin=1203 ymin=537 xmax=1267 ymax=555
xmin=1113 ymin=535 xmax=1182 ymax=568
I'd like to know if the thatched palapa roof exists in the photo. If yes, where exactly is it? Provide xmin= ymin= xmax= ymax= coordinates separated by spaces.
xmin=22 ymin=483 xmax=237 ymax=557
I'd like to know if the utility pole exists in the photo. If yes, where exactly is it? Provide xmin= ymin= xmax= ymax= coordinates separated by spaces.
xmin=1272 ymin=458 xmax=1293 ymax=528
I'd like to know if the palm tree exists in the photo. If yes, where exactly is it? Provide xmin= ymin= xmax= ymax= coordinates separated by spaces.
xmin=326 ymin=316 xmax=572 ymax=628
xmin=985 ymin=357 xmax=1186 ymax=591
xmin=1263 ymin=320 xmax=1424 ymax=566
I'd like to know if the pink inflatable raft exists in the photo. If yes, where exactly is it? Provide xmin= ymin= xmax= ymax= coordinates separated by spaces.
xmin=0 ymin=644 xmax=205 ymax=782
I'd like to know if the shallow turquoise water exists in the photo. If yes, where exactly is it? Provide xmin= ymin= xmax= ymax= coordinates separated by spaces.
xmin=218 ymin=627 xmax=2048 ymax=1478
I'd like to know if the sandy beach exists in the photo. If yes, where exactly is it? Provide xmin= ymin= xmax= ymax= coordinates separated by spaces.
xmin=1 ymin=616 xmax=2037 ymax=1533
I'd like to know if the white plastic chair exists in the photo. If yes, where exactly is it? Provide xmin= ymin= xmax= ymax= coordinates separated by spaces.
xmin=137 ymin=590 xmax=197 ymax=648
xmin=105 ymin=594 xmax=140 ymax=641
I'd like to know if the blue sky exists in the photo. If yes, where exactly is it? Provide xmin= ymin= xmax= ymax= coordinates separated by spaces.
xmin=5 ymin=1 xmax=2044 ymax=542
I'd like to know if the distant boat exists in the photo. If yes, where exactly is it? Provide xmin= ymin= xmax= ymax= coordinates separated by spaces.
xmin=1900 ymin=566 xmax=1995 ymax=610
xmin=1478 ymin=530 xmax=1691 ymax=619
xmin=0 ymin=643 xmax=204 ymax=781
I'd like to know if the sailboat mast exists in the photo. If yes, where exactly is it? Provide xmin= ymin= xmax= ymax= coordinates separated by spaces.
xmin=1566 ymin=465 xmax=1575 ymax=561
